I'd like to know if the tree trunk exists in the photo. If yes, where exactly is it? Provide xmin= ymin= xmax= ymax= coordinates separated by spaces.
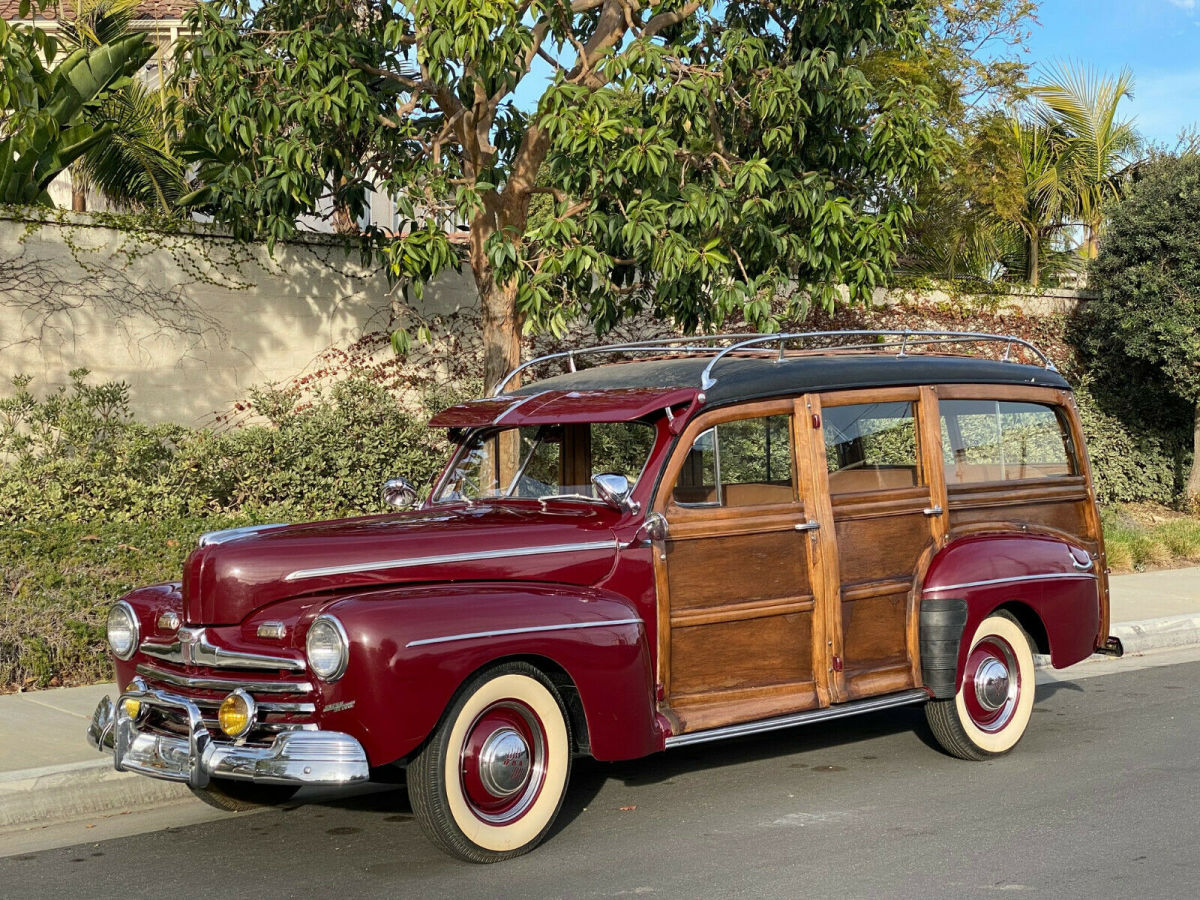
xmin=1026 ymin=231 xmax=1040 ymax=287
xmin=72 ymin=182 xmax=87 ymax=212
xmin=331 ymin=200 xmax=359 ymax=235
xmin=1084 ymin=220 xmax=1100 ymax=259
xmin=1189 ymin=400 xmax=1200 ymax=506
xmin=478 ymin=270 xmax=523 ymax=395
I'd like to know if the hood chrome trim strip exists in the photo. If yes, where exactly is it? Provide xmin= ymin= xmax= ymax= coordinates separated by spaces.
xmin=407 ymin=618 xmax=643 ymax=648
xmin=923 ymin=571 xmax=1096 ymax=594
xmin=283 ymin=540 xmax=620 ymax=582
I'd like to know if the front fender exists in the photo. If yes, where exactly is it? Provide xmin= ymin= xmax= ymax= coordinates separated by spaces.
xmin=313 ymin=582 xmax=659 ymax=766
xmin=920 ymin=534 xmax=1102 ymax=695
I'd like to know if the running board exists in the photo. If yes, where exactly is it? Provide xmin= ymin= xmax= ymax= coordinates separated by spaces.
xmin=663 ymin=689 xmax=931 ymax=749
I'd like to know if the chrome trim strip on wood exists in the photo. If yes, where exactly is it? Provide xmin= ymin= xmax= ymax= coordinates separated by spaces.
xmin=284 ymin=540 xmax=620 ymax=582
xmin=406 ymin=618 xmax=643 ymax=649
xmin=663 ymin=689 xmax=930 ymax=749
xmin=924 ymin=571 xmax=1097 ymax=593
xmin=136 ymin=664 xmax=313 ymax=695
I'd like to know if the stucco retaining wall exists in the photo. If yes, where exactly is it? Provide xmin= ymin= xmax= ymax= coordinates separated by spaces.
xmin=0 ymin=212 xmax=1093 ymax=424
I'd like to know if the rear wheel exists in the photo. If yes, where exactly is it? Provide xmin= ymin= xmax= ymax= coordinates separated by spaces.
xmin=189 ymin=779 xmax=299 ymax=812
xmin=926 ymin=611 xmax=1036 ymax=761
xmin=408 ymin=662 xmax=572 ymax=863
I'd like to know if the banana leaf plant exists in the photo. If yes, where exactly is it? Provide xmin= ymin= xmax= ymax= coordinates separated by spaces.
xmin=0 ymin=24 xmax=152 ymax=206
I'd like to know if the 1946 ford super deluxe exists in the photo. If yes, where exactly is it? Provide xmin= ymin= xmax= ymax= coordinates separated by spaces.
xmin=88 ymin=331 xmax=1119 ymax=862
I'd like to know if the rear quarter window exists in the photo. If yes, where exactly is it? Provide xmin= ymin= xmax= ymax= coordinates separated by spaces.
xmin=940 ymin=399 xmax=1076 ymax=483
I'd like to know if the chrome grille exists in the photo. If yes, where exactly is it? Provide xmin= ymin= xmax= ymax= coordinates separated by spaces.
xmin=135 ymin=662 xmax=318 ymax=744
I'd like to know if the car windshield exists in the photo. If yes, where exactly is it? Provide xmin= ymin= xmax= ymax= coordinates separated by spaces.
xmin=433 ymin=421 xmax=658 ymax=503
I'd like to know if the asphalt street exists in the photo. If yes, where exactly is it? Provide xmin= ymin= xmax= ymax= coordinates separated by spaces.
xmin=2 ymin=656 xmax=1198 ymax=900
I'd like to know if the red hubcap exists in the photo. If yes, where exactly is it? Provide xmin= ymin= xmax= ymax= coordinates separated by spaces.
xmin=962 ymin=635 xmax=1020 ymax=732
xmin=459 ymin=701 xmax=547 ymax=824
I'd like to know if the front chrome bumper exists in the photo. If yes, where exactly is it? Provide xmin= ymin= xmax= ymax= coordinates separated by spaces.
xmin=87 ymin=687 xmax=369 ymax=789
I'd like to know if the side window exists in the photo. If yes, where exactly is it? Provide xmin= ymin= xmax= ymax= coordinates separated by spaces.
xmin=940 ymin=400 xmax=1076 ymax=483
xmin=673 ymin=414 xmax=795 ymax=507
xmin=824 ymin=402 xmax=920 ymax=494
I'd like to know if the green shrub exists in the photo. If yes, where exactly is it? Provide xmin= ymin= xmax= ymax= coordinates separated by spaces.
xmin=0 ymin=517 xmax=249 ymax=688
xmin=1072 ymin=381 xmax=1186 ymax=505
xmin=0 ymin=371 xmax=469 ymax=688
xmin=0 ymin=370 xmax=457 ymax=523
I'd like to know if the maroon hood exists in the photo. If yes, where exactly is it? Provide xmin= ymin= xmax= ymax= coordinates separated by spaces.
xmin=182 ymin=503 xmax=623 ymax=626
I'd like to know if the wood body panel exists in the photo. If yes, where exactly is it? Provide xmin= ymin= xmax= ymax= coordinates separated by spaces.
xmin=819 ymin=387 xmax=941 ymax=699
xmin=654 ymin=399 xmax=823 ymax=733
xmin=647 ymin=377 xmax=1109 ymax=740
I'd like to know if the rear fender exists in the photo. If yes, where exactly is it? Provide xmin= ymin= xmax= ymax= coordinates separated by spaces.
xmin=919 ymin=533 xmax=1101 ymax=696
xmin=313 ymin=582 xmax=659 ymax=766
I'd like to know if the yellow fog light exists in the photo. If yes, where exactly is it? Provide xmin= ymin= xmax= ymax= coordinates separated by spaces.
xmin=121 ymin=687 xmax=141 ymax=720
xmin=218 ymin=689 xmax=256 ymax=739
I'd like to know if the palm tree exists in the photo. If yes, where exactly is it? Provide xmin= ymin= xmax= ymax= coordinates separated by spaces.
xmin=1007 ymin=117 xmax=1074 ymax=287
xmin=1033 ymin=63 xmax=1142 ymax=258
xmin=59 ymin=0 xmax=188 ymax=214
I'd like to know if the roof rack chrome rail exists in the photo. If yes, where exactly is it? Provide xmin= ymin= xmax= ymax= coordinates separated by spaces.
xmin=492 ymin=333 xmax=764 ymax=395
xmin=698 ymin=330 xmax=1056 ymax=390
xmin=492 ymin=329 xmax=1056 ymax=396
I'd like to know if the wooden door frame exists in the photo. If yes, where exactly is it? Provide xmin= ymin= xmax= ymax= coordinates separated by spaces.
xmin=808 ymin=386 xmax=949 ymax=701
xmin=651 ymin=398 xmax=828 ymax=723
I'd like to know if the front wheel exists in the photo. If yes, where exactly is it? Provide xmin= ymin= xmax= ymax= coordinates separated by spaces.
xmin=926 ymin=611 xmax=1036 ymax=761
xmin=408 ymin=662 xmax=573 ymax=863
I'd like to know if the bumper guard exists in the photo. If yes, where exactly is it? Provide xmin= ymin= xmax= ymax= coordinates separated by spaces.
xmin=87 ymin=687 xmax=369 ymax=789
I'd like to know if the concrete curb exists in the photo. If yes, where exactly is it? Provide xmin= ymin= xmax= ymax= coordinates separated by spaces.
xmin=0 ymin=758 xmax=191 ymax=831
xmin=3 ymin=613 xmax=1198 ymax=836
xmin=1111 ymin=614 xmax=1200 ymax=656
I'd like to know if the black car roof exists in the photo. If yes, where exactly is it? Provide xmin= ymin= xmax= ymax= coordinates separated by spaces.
xmin=512 ymin=354 xmax=1070 ymax=406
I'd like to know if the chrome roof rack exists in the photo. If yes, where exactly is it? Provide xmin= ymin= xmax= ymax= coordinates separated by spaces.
xmin=494 ymin=330 xmax=1056 ymax=396
xmin=492 ymin=334 xmax=764 ymax=395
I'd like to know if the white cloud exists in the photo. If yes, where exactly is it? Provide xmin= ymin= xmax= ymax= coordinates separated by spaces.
xmin=1167 ymin=0 xmax=1196 ymax=11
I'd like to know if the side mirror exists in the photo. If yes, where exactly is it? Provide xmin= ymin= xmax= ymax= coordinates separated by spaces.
xmin=591 ymin=473 xmax=638 ymax=513
xmin=382 ymin=477 xmax=419 ymax=510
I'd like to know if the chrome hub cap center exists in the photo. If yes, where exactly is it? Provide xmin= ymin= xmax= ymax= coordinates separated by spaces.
xmin=975 ymin=658 xmax=1011 ymax=711
xmin=478 ymin=728 xmax=531 ymax=797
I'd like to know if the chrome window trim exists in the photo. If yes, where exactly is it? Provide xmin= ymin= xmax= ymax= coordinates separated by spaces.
xmin=284 ymin=540 xmax=620 ymax=582
xmin=406 ymin=618 xmax=643 ymax=649
xmin=924 ymin=571 xmax=1097 ymax=594
xmin=135 ymin=664 xmax=313 ymax=695
xmin=140 ymin=628 xmax=306 ymax=672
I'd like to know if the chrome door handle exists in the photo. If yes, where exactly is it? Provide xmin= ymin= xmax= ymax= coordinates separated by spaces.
xmin=1072 ymin=555 xmax=1095 ymax=572
xmin=794 ymin=520 xmax=821 ymax=532
xmin=923 ymin=505 xmax=944 ymax=517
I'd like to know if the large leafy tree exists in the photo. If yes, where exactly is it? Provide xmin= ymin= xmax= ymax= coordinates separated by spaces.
xmin=178 ymin=1 xmax=944 ymax=390
xmin=1086 ymin=153 xmax=1200 ymax=500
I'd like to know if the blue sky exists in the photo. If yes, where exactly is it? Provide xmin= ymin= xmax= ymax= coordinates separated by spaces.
xmin=1027 ymin=0 xmax=1200 ymax=145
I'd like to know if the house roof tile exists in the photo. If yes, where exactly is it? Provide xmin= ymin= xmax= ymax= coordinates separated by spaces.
xmin=1 ymin=1 xmax=194 ymax=21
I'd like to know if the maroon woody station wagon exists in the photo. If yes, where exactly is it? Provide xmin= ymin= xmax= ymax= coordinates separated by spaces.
xmin=89 ymin=331 xmax=1120 ymax=862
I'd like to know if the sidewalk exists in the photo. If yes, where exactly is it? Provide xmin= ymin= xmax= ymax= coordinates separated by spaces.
xmin=2 ymin=567 xmax=1199 ymax=834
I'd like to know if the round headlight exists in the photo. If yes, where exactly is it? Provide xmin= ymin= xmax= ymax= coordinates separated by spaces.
xmin=218 ymin=689 xmax=256 ymax=739
xmin=107 ymin=601 xmax=140 ymax=661
xmin=306 ymin=615 xmax=349 ymax=682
